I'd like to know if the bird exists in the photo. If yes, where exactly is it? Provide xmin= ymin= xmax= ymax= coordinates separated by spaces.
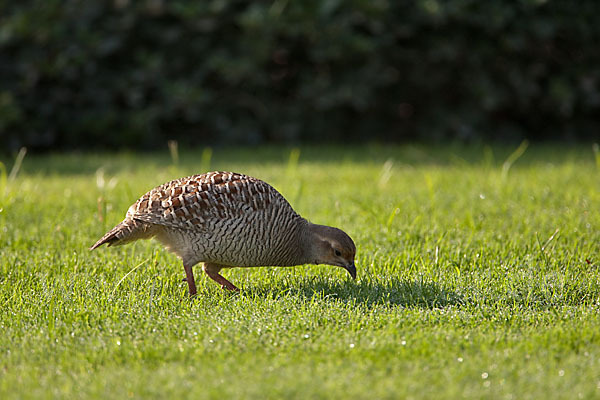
xmin=90 ymin=171 xmax=356 ymax=295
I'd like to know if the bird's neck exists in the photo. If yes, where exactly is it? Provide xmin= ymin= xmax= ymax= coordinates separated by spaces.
xmin=299 ymin=222 xmax=331 ymax=265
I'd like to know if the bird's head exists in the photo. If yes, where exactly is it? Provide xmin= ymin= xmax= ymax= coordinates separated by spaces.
xmin=307 ymin=224 xmax=357 ymax=279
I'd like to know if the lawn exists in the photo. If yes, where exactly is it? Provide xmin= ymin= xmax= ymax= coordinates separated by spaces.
xmin=1 ymin=144 xmax=599 ymax=399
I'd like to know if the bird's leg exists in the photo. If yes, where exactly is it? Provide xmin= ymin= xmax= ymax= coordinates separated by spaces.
xmin=203 ymin=263 xmax=240 ymax=292
xmin=183 ymin=263 xmax=197 ymax=297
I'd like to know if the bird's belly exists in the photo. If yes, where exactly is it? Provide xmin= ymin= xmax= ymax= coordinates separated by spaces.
xmin=198 ymin=232 xmax=289 ymax=267
xmin=181 ymin=213 xmax=301 ymax=267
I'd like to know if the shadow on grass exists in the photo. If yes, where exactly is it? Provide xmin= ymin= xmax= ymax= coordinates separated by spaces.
xmin=247 ymin=276 xmax=465 ymax=309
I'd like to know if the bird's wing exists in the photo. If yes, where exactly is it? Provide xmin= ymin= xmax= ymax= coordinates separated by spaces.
xmin=127 ymin=171 xmax=284 ymax=230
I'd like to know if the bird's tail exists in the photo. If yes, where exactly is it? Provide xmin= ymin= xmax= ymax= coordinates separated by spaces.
xmin=90 ymin=219 xmax=153 ymax=250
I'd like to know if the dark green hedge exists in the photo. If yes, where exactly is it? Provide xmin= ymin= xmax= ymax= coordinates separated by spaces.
xmin=1 ymin=0 xmax=599 ymax=150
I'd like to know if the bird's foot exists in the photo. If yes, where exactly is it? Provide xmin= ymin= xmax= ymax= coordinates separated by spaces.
xmin=221 ymin=282 xmax=240 ymax=292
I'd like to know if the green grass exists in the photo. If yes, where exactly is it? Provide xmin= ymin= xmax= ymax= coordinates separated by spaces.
xmin=1 ymin=144 xmax=599 ymax=399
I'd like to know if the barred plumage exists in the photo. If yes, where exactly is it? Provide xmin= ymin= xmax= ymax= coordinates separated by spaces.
xmin=91 ymin=171 xmax=356 ymax=295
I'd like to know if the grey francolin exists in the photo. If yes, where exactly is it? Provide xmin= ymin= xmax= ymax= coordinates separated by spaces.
xmin=90 ymin=171 xmax=356 ymax=295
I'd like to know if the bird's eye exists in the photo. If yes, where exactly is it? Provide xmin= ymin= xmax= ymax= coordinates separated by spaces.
xmin=334 ymin=249 xmax=342 ymax=257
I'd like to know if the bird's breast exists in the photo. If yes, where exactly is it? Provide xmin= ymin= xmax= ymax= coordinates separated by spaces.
xmin=168 ymin=205 xmax=305 ymax=268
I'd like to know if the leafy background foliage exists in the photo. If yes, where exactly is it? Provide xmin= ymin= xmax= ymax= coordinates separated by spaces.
xmin=1 ymin=0 xmax=599 ymax=151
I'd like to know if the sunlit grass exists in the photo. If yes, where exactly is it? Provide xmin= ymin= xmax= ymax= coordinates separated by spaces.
xmin=1 ymin=144 xmax=599 ymax=399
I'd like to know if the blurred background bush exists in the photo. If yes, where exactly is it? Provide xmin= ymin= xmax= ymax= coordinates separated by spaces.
xmin=1 ymin=0 xmax=599 ymax=151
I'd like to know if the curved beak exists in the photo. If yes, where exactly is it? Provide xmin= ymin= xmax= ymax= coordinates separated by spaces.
xmin=343 ymin=262 xmax=357 ymax=280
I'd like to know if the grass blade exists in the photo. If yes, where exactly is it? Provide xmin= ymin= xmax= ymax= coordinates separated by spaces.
xmin=8 ymin=147 xmax=27 ymax=182
xmin=111 ymin=259 xmax=149 ymax=296
xmin=501 ymin=140 xmax=528 ymax=180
